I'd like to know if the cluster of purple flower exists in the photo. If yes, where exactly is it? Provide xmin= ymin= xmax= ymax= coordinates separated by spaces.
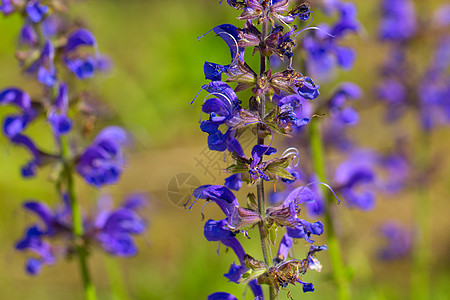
xmin=188 ymin=1 xmax=335 ymax=299
xmin=0 ymin=0 xmax=147 ymax=292
xmin=374 ymin=0 xmax=450 ymax=261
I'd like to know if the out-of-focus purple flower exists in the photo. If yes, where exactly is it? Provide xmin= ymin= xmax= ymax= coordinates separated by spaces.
xmin=25 ymin=0 xmax=48 ymax=23
xmin=42 ymin=15 xmax=65 ymax=37
xmin=76 ymin=126 xmax=128 ymax=187
xmin=379 ymin=0 xmax=417 ymax=41
xmin=26 ymin=40 xmax=57 ymax=86
xmin=378 ymin=222 xmax=412 ymax=260
xmin=11 ymin=134 xmax=55 ymax=178
xmin=15 ymin=199 xmax=71 ymax=275
xmin=0 ymin=88 xmax=36 ymax=138
xmin=16 ymin=194 xmax=148 ymax=274
xmin=0 ymin=0 xmax=14 ymax=15
xmin=64 ymin=29 xmax=107 ymax=79
xmin=330 ymin=2 xmax=360 ymax=37
xmin=20 ymin=24 xmax=38 ymax=46
xmin=48 ymin=82 xmax=73 ymax=136
xmin=93 ymin=194 xmax=147 ymax=256
xmin=334 ymin=150 xmax=377 ymax=210
xmin=418 ymin=37 xmax=450 ymax=130
xmin=303 ymin=30 xmax=355 ymax=78
xmin=302 ymin=1 xmax=359 ymax=78
xmin=328 ymin=82 xmax=362 ymax=126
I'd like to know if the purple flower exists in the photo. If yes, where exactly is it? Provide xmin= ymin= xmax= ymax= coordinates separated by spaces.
xmin=328 ymin=82 xmax=362 ymax=126
xmin=330 ymin=2 xmax=360 ymax=37
xmin=20 ymin=24 xmax=38 ymax=46
xmin=25 ymin=0 xmax=48 ymax=23
xmin=276 ymin=94 xmax=310 ymax=131
xmin=224 ymin=174 xmax=242 ymax=191
xmin=377 ymin=222 xmax=412 ymax=260
xmin=197 ymin=81 xmax=245 ymax=155
xmin=204 ymin=219 xmax=248 ymax=282
xmin=190 ymin=185 xmax=261 ymax=231
xmin=334 ymin=150 xmax=377 ymax=210
xmin=48 ymin=82 xmax=73 ymax=136
xmin=303 ymin=30 xmax=355 ymax=78
xmin=275 ymin=234 xmax=293 ymax=263
xmin=266 ymin=185 xmax=324 ymax=243
xmin=26 ymin=40 xmax=57 ymax=86
xmin=379 ymin=0 xmax=417 ymax=41
xmin=15 ymin=200 xmax=71 ymax=275
xmin=0 ymin=88 xmax=36 ymax=138
xmin=76 ymin=126 xmax=128 ymax=187
xmin=64 ymin=29 xmax=106 ymax=79
xmin=93 ymin=194 xmax=147 ymax=257
xmin=203 ymin=24 xmax=243 ymax=81
xmin=0 ymin=0 xmax=14 ymax=15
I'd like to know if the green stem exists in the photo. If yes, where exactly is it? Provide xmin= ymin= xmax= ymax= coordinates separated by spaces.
xmin=104 ymin=256 xmax=131 ymax=300
xmin=256 ymin=13 xmax=277 ymax=300
xmin=61 ymin=136 xmax=97 ymax=300
xmin=309 ymin=120 xmax=350 ymax=300
xmin=411 ymin=131 xmax=431 ymax=300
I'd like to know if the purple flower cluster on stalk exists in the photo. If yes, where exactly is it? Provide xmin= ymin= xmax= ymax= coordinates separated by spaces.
xmin=16 ymin=194 xmax=147 ymax=274
xmin=0 ymin=0 xmax=148 ymax=292
xmin=188 ymin=1 xmax=331 ymax=298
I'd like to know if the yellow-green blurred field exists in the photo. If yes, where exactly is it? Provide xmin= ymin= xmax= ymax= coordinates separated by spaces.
xmin=0 ymin=0 xmax=449 ymax=299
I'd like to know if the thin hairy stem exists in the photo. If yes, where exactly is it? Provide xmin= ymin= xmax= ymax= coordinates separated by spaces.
xmin=61 ymin=136 xmax=97 ymax=300
xmin=309 ymin=120 xmax=350 ymax=300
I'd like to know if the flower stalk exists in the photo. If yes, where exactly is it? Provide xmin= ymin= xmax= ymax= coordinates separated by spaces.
xmin=256 ymin=15 xmax=277 ymax=300
xmin=411 ymin=131 xmax=431 ymax=300
xmin=309 ymin=119 xmax=350 ymax=300
xmin=61 ymin=135 xmax=97 ymax=300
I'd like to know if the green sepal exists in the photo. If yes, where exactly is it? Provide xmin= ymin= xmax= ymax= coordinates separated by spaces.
xmin=267 ymin=222 xmax=278 ymax=246
xmin=247 ymin=193 xmax=258 ymax=211
xmin=264 ymin=155 xmax=295 ymax=181
xmin=240 ymin=268 xmax=268 ymax=284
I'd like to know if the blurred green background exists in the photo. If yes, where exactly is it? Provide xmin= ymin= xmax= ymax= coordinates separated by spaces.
xmin=0 ymin=0 xmax=449 ymax=299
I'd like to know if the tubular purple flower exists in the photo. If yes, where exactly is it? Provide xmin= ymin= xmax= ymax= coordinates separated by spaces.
xmin=202 ymin=24 xmax=243 ymax=81
xmin=76 ymin=126 xmax=128 ymax=187
xmin=20 ymin=24 xmax=38 ymax=46
xmin=379 ymin=0 xmax=417 ymax=41
xmin=26 ymin=40 xmax=57 ymax=86
xmin=48 ymin=82 xmax=73 ymax=136
xmin=94 ymin=195 xmax=147 ymax=257
xmin=26 ymin=0 xmax=48 ymax=23
xmin=64 ymin=29 xmax=105 ymax=79
xmin=276 ymin=234 xmax=293 ymax=262
xmin=0 ymin=0 xmax=14 ymax=15
xmin=377 ymin=222 xmax=412 ymax=260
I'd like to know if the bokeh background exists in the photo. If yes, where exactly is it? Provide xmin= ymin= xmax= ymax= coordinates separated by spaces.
xmin=0 ymin=0 xmax=449 ymax=299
